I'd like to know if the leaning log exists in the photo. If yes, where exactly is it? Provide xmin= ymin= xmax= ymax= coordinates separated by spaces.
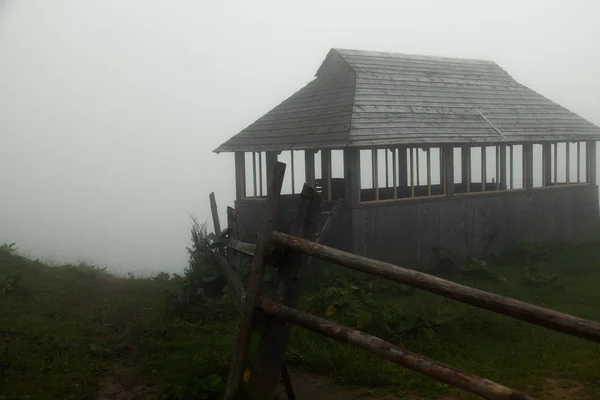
xmin=259 ymin=298 xmax=532 ymax=400
xmin=271 ymin=232 xmax=600 ymax=344
xmin=224 ymin=162 xmax=286 ymax=400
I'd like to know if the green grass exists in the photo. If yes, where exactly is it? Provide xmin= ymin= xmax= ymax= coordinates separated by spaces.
xmin=1 ymin=241 xmax=600 ymax=399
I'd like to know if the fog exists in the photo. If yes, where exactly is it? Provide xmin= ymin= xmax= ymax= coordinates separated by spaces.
xmin=1 ymin=0 xmax=599 ymax=275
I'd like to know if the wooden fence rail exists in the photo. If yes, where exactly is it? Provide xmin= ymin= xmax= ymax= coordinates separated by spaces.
xmin=209 ymin=161 xmax=600 ymax=400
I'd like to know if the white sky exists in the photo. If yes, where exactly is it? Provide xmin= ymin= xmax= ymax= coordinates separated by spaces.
xmin=1 ymin=0 xmax=599 ymax=274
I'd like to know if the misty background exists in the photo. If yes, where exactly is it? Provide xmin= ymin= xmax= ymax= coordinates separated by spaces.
xmin=1 ymin=0 xmax=599 ymax=275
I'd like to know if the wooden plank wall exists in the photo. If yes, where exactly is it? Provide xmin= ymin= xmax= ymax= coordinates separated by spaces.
xmin=352 ymin=186 xmax=599 ymax=267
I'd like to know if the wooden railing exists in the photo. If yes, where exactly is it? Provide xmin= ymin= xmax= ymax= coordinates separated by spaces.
xmin=208 ymin=161 xmax=600 ymax=400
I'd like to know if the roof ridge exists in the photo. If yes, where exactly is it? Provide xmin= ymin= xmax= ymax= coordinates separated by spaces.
xmin=333 ymin=47 xmax=496 ymax=64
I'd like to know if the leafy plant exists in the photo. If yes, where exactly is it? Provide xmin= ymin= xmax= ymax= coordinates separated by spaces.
xmin=0 ymin=243 xmax=17 ymax=257
xmin=458 ymin=258 xmax=506 ymax=282
xmin=523 ymin=262 xmax=560 ymax=288
xmin=0 ymin=271 xmax=23 ymax=295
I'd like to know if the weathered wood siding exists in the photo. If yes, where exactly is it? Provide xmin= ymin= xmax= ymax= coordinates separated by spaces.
xmin=352 ymin=186 xmax=599 ymax=267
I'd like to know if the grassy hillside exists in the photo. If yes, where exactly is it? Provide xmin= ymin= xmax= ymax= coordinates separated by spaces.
xmin=1 ymin=241 xmax=600 ymax=399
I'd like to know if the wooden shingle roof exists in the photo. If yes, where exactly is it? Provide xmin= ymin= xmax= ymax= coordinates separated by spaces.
xmin=215 ymin=48 xmax=600 ymax=153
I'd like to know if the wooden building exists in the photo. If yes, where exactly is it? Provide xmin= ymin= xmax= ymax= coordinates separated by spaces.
xmin=215 ymin=48 xmax=600 ymax=267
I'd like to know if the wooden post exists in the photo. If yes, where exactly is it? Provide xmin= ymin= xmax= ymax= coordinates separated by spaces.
xmin=226 ymin=206 xmax=240 ymax=272
xmin=444 ymin=146 xmax=454 ymax=197
xmin=495 ymin=146 xmax=500 ymax=191
xmin=398 ymin=146 xmax=408 ymax=188
xmin=385 ymin=149 xmax=389 ymax=188
xmin=305 ymin=150 xmax=315 ymax=188
xmin=587 ymin=140 xmax=597 ymax=185
xmin=481 ymin=146 xmax=486 ymax=192
xmin=252 ymin=152 xmax=258 ymax=197
xmin=248 ymin=185 xmax=322 ymax=399
xmin=321 ymin=149 xmax=332 ymax=201
xmin=509 ymin=145 xmax=514 ymax=189
xmin=524 ymin=143 xmax=534 ymax=190
xmin=265 ymin=152 xmax=278 ymax=195
xmin=577 ymin=142 xmax=581 ymax=183
xmin=542 ymin=142 xmax=551 ymax=186
xmin=344 ymin=148 xmax=360 ymax=206
xmin=372 ymin=149 xmax=379 ymax=201
xmin=566 ymin=142 xmax=571 ymax=184
xmin=234 ymin=152 xmax=246 ymax=200
xmin=426 ymin=148 xmax=431 ymax=196
xmin=224 ymin=162 xmax=286 ymax=400
xmin=461 ymin=146 xmax=469 ymax=185
xmin=410 ymin=147 xmax=415 ymax=197
xmin=271 ymin=232 xmax=600 ymax=344
xmin=500 ymin=145 xmax=507 ymax=190
xmin=259 ymin=152 xmax=264 ymax=196
xmin=466 ymin=146 xmax=471 ymax=193
xmin=291 ymin=150 xmax=295 ymax=194
xmin=554 ymin=143 xmax=558 ymax=185
xmin=392 ymin=149 xmax=398 ymax=199
xmin=259 ymin=299 xmax=533 ymax=400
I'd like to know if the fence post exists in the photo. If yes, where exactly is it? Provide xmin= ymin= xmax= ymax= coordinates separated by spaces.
xmin=248 ymin=184 xmax=322 ymax=399
xmin=224 ymin=162 xmax=286 ymax=400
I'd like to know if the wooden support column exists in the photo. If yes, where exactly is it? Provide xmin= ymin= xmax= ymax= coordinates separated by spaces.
xmin=265 ymin=151 xmax=278 ymax=195
xmin=321 ymin=149 xmax=332 ymax=201
xmin=372 ymin=149 xmax=379 ymax=201
xmin=224 ymin=162 xmax=286 ymax=400
xmin=461 ymin=145 xmax=470 ymax=184
xmin=234 ymin=152 xmax=246 ymax=200
xmin=344 ymin=148 xmax=361 ymax=206
xmin=500 ymin=145 xmax=507 ymax=189
xmin=398 ymin=146 xmax=408 ymax=188
xmin=248 ymin=185 xmax=322 ymax=399
xmin=566 ymin=142 xmax=571 ymax=184
xmin=587 ymin=140 xmax=597 ymax=185
xmin=481 ymin=146 xmax=486 ymax=192
xmin=444 ymin=145 xmax=454 ymax=197
xmin=542 ymin=142 xmax=552 ymax=186
xmin=524 ymin=143 xmax=534 ymax=190
xmin=305 ymin=150 xmax=316 ymax=188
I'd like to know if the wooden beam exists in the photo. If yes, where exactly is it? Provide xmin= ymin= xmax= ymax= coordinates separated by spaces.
xmin=524 ymin=143 xmax=534 ymax=190
xmin=461 ymin=146 xmax=469 ymax=185
xmin=416 ymin=147 xmax=420 ymax=187
xmin=291 ymin=150 xmax=295 ymax=194
xmin=542 ymin=143 xmax=551 ymax=187
xmin=587 ymin=140 xmax=597 ymax=185
xmin=398 ymin=146 xmax=408 ymax=188
xmin=392 ymin=149 xmax=397 ymax=199
xmin=496 ymin=146 xmax=500 ymax=191
xmin=249 ymin=185 xmax=322 ymax=399
xmin=265 ymin=152 xmax=278 ymax=195
xmin=305 ymin=150 xmax=315 ymax=188
xmin=372 ymin=149 xmax=379 ymax=201
xmin=481 ymin=146 xmax=486 ymax=192
xmin=509 ymin=145 xmax=514 ymax=189
xmin=385 ymin=149 xmax=389 ymax=188
xmin=500 ymin=145 xmax=507 ymax=190
xmin=271 ymin=232 xmax=600 ymax=344
xmin=343 ymin=148 xmax=360 ymax=206
xmin=466 ymin=146 xmax=471 ymax=193
xmin=577 ymin=142 xmax=581 ymax=183
xmin=426 ymin=148 xmax=431 ymax=196
xmin=444 ymin=146 xmax=454 ymax=197
xmin=224 ymin=162 xmax=286 ymax=400
xmin=566 ymin=142 xmax=571 ymax=184
xmin=234 ymin=152 xmax=246 ymax=200
xmin=554 ymin=143 xmax=558 ymax=185
xmin=409 ymin=147 xmax=415 ymax=197
xmin=226 ymin=206 xmax=240 ymax=272
xmin=252 ymin=152 xmax=258 ymax=197
xmin=259 ymin=299 xmax=533 ymax=400
xmin=321 ymin=149 xmax=332 ymax=201
xmin=259 ymin=152 xmax=264 ymax=196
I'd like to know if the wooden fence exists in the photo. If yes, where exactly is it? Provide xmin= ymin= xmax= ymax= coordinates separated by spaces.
xmin=208 ymin=162 xmax=600 ymax=400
